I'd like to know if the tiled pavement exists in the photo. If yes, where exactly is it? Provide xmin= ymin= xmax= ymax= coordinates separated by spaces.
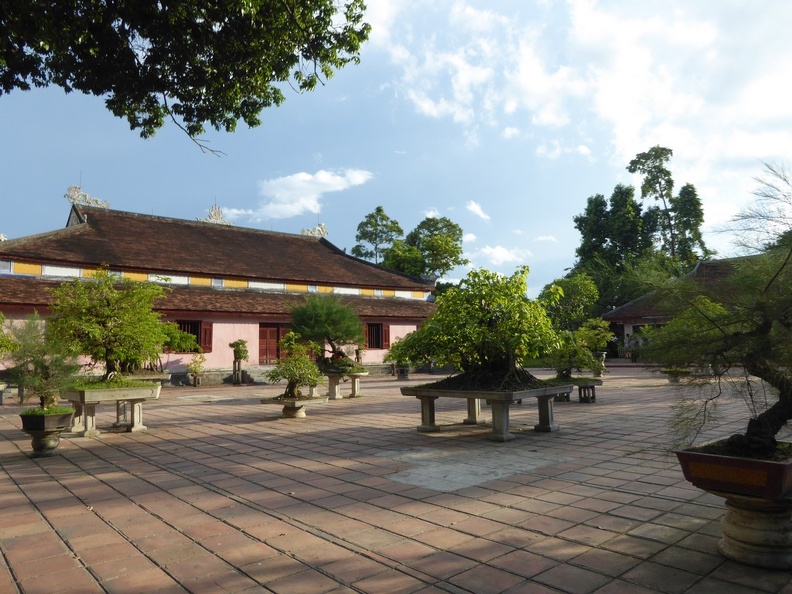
xmin=1 ymin=366 xmax=792 ymax=594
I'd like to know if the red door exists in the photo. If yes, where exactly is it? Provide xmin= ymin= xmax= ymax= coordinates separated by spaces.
xmin=259 ymin=325 xmax=280 ymax=364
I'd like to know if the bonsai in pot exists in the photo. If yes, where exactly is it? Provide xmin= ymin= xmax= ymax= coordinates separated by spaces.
xmin=641 ymin=244 xmax=792 ymax=568
xmin=4 ymin=313 xmax=79 ymax=456
xmin=261 ymin=332 xmax=325 ymax=418
xmin=395 ymin=267 xmax=571 ymax=440
xmin=229 ymin=339 xmax=248 ymax=385
xmin=186 ymin=353 xmax=207 ymax=386
xmin=46 ymin=269 xmax=190 ymax=435
xmin=290 ymin=294 xmax=367 ymax=397
xmin=384 ymin=338 xmax=412 ymax=380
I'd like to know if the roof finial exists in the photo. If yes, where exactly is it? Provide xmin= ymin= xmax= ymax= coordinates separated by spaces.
xmin=65 ymin=186 xmax=109 ymax=208
xmin=198 ymin=204 xmax=232 ymax=225
xmin=301 ymin=223 xmax=328 ymax=237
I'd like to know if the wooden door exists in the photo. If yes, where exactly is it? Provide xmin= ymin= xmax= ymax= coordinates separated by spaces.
xmin=259 ymin=325 xmax=280 ymax=364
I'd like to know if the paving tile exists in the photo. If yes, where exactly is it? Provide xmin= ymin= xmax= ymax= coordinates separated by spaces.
xmin=620 ymin=561 xmax=701 ymax=593
xmin=447 ymin=564 xmax=525 ymax=594
xmin=533 ymin=563 xmax=613 ymax=594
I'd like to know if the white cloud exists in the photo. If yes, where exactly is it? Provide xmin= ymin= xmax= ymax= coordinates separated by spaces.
xmin=502 ymin=127 xmax=520 ymax=139
xmin=463 ymin=232 xmax=477 ymax=242
xmin=228 ymin=169 xmax=373 ymax=221
xmin=466 ymin=200 xmax=490 ymax=220
xmin=475 ymin=245 xmax=530 ymax=266
xmin=424 ymin=208 xmax=440 ymax=218
xmin=534 ymin=235 xmax=558 ymax=243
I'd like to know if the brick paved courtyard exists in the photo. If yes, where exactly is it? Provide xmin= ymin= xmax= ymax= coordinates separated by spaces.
xmin=2 ymin=366 xmax=791 ymax=593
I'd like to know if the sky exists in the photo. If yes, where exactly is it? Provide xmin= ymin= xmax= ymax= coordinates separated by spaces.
xmin=2 ymin=0 xmax=792 ymax=296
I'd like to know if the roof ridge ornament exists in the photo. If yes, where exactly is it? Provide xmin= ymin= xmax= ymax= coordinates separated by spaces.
xmin=301 ymin=223 xmax=328 ymax=238
xmin=198 ymin=205 xmax=232 ymax=225
xmin=65 ymin=186 xmax=110 ymax=209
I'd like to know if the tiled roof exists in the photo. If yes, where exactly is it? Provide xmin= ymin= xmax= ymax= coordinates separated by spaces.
xmin=602 ymin=256 xmax=757 ymax=324
xmin=0 ymin=205 xmax=433 ymax=291
xmin=0 ymin=276 xmax=435 ymax=321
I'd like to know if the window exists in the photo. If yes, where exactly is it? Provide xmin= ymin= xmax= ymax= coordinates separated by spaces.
xmin=176 ymin=320 xmax=213 ymax=353
xmin=365 ymin=324 xmax=390 ymax=349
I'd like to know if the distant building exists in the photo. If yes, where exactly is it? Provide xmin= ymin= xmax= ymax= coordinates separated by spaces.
xmin=0 ymin=205 xmax=435 ymax=374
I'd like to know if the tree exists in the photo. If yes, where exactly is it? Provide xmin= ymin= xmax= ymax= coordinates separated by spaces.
xmin=573 ymin=146 xmax=710 ymax=310
xmin=1 ymin=1 xmax=370 ymax=144
xmin=6 ymin=313 xmax=78 ymax=407
xmin=627 ymin=146 xmax=710 ymax=264
xmin=627 ymin=146 xmax=676 ymax=256
xmin=290 ymin=294 xmax=364 ymax=361
xmin=266 ymin=332 xmax=322 ymax=399
xmin=383 ymin=216 xmax=467 ymax=280
xmin=351 ymin=206 xmax=403 ymax=264
xmin=640 ymin=164 xmax=792 ymax=457
xmin=539 ymin=273 xmax=599 ymax=331
xmin=393 ymin=267 xmax=557 ymax=390
xmin=47 ymin=270 xmax=172 ymax=380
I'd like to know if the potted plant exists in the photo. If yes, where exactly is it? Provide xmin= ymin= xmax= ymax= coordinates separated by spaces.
xmin=290 ymin=294 xmax=367 ymax=398
xmin=186 ymin=353 xmax=206 ymax=386
xmin=261 ymin=332 xmax=325 ymax=418
xmin=5 ymin=313 xmax=79 ymax=456
xmin=640 ymin=244 xmax=792 ymax=568
xmin=229 ymin=339 xmax=248 ymax=385
xmin=46 ymin=269 xmax=186 ymax=436
xmin=396 ymin=267 xmax=573 ymax=441
xmin=575 ymin=318 xmax=614 ymax=377
xmin=384 ymin=338 xmax=411 ymax=380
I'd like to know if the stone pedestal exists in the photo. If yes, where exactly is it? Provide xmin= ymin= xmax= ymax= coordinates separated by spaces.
xmin=708 ymin=490 xmax=792 ymax=569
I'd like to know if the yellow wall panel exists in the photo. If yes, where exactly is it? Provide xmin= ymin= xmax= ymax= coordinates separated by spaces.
xmin=285 ymin=283 xmax=308 ymax=293
xmin=382 ymin=289 xmax=396 ymax=298
xmin=124 ymin=272 xmax=148 ymax=282
xmin=412 ymin=291 xmax=426 ymax=299
xmin=318 ymin=285 xmax=333 ymax=293
xmin=224 ymin=279 xmax=247 ymax=288
xmin=360 ymin=288 xmax=375 ymax=296
xmin=81 ymin=268 xmax=98 ymax=278
xmin=12 ymin=262 xmax=42 ymax=275
xmin=190 ymin=276 xmax=212 ymax=286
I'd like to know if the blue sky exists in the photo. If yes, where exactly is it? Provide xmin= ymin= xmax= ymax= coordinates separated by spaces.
xmin=2 ymin=0 xmax=791 ymax=295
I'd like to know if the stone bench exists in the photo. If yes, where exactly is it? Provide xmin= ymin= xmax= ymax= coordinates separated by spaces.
xmin=401 ymin=385 xmax=574 ymax=442
xmin=577 ymin=380 xmax=602 ymax=403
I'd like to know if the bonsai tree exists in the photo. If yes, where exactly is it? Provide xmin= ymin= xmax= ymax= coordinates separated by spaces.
xmin=641 ymin=251 xmax=792 ymax=457
xmin=47 ymin=269 xmax=173 ymax=381
xmin=229 ymin=339 xmax=249 ymax=384
xmin=290 ymin=294 xmax=365 ymax=373
xmin=186 ymin=353 xmax=207 ymax=386
xmin=393 ymin=267 xmax=558 ymax=390
xmin=265 ymin=332 xmax=322 ymax=399
xmin=7 ymin=313 xmax=78 ymax=411
xmin=546 ymin=331 xmax=597 ymax=380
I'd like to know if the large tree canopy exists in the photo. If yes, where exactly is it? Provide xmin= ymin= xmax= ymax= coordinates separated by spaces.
xmin=383 ymin=216 xmax=467 ymax=280
xmin=0 ymin=0 xmax=370 ymax=140
xmin=351 ymin=206 xmax=403 ymax=264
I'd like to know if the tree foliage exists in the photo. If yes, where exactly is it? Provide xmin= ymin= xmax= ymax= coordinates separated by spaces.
xmin=0 ymin=0 xmax=370 ymax=142
xmin=641 ymin=165 xmax=792 ymax=457
xmin=393 ymin=267 xmax=557 ymax=390
xmin=382 ymin=216 xmax=467 ymax=280
xmin=265 ymin=332 xmax=322 ymax=399
xmin=6 ymin=312 xmax=78 ymax=408
xmin=351 ymin=206 xmax=403 ymax=264
xmin=573 ymin=146 xmax=711 ymax=310
xmin=47 ymin=270 xmax=172 ymax=380
xmin=539 ymin=272 xmax=599 ymax=331
xmin=290 ymin=294 xmax=364 ymax=357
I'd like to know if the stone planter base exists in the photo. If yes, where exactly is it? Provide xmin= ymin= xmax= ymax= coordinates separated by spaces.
xmin=20 ymin=412 xmax=75 ymax=456
xmin=260 ymin=396 xmax=328 ymax=418
xmin=707 ymin=489 xmax=792 ymax=569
